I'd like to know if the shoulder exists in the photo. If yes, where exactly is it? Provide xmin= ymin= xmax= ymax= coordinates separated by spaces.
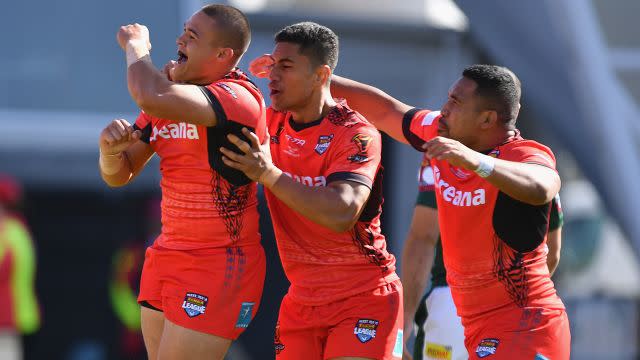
xmin=326 ymin=100 xmax=369 ymax=128
xmin=204 ymin=79 xmax=262 ymax=106
xmin=500 ymin=137 xmax=556 ymax=167
xmin=406 ymin=108 xmax=441 ymax=126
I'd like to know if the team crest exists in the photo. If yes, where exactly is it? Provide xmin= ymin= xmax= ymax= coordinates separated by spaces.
xmin=488 ymin=149 xmax=500 ymax=158
xmin=314 ymin=134 xmax=334 ymax=155
xmin=353 ymin=319 xmax=379 ymax=343
xmin=181 ymin=292 xmax=208 ymax=318
xmin=475 ymin=338 xmax=499 ymax=358
xmin=216 ymin=82 xmax=237 ymax=99
xmin=347 ymin=133 xmax=372 ymax=163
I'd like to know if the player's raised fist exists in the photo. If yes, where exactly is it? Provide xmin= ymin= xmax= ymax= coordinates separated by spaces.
xmin=117 ymin=23 xmax=152 ymax=51
xmin=162 ymin=60 xmax=177 ymax=82
xmin=249 ymin=54 xmax=275 ymax=78
xmin=99 ymin=119 xmax=141 ymax=155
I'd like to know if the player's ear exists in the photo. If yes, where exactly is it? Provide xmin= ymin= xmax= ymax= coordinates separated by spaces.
xmin=316 ymin=65 xmax=332 ymax=87
xmin=480 ymin=110 xmax=498 ymax=129
xmin=218 ymin=48 xmax=234 ymax=62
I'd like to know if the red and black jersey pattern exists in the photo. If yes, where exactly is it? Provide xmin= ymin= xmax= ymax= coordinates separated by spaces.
xmin=264 ymin=99 xmax=398 ymax=306
xmin=402 ymin=107 xmax=565 ymax=320
xmin=132 ymin=69 xmax=266 ymax=250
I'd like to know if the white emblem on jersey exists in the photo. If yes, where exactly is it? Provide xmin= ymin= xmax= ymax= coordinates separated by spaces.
xmin=282 ymin=172 xmax=326 ymax=187
xmin=421 ymin=111 xmax=441 ymax=126
xmin=419 ymin=165 xmax=435 ymax=187
xmin=433 ymin=165 xmax=486 ymax=207
xmin=285 ymin=135 xmax=306 ymax=146
xmin=150 ymin=123 xmax=199 ymax=142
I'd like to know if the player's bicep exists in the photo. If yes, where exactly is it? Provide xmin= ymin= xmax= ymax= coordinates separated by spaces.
xmin=124 ymin=141 xmax=155 ymax=177
xmin=331 ymin=75 xmax=412 ymax=142
xmin=371 ymin=101 xmax=413 ymax=144
xmin=141 ymin=83 xmax=217 ymax=126
xmin=327 ymin=180 xmax=372 ymax=219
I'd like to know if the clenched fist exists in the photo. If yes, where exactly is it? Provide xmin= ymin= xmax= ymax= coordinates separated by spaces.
xmin=249 ymin=54 xmax=275 ymax=79
xmin=99 ymin=119 xmax=142 ymax=155
xmin=117 ymin=23 xmax=152 ymax=51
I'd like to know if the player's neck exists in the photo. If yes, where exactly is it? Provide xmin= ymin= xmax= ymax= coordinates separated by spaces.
xmin=474 ymin=129 xmax=518 ymax=151
xmin=289 ymin=88 xmax=337 ymax=124
xmin=191 ymin=66 xmax=235 ymax=86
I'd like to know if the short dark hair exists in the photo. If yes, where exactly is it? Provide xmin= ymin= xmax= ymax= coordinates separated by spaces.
xmin=462 ymin=64 xmax=521 ymax=124
xmin=275 ymin=22 xmax=339 ymax=70
xmin=201 ymin=4 xmax=251 ymax=55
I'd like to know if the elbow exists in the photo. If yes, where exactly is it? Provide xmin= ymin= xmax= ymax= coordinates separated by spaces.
xmin=102 ymin=177 xmax=129 ymax=188
xmin=133 ymin=91 xmax=160 ymax=117
xmin=528 ymin=182 xmax=558 ymax=205
xmin=128 ymin=81 xmax=165 ymax=119
xmin=327 ymin=205 xmax=361 ymax=233
xmin=100 ymin=172 xmax=132 ymax=188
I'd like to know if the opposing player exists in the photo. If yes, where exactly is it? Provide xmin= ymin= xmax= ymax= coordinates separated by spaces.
xmin=404 ymin=159 xmax=564 ymax=360
xmin=220 ymin=23 xmax=403 ymax=359
xmin=329 ymin=65 xmax=570 ymax=359
xmin=99 ymin=4 xmax=266 ymax=359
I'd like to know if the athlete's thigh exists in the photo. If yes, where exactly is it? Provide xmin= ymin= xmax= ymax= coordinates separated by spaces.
xmin=275 ymin=294 xmax=324 ymax=360
xmin=141 ymin=304 xmax=165 ymax=360
xmin=157 ymin=318 xmax=231 ymax=360
xmin=324 ymin=280 xmax=404 ymax=360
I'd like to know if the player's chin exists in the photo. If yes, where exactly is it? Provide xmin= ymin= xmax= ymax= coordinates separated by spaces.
xmin=437 ymin=129 xmax=449 ymax=137
xmin=171 ymin=67 xmax=189 ymax=83
xmin=269 ymin=98 xmax=286 ymax=112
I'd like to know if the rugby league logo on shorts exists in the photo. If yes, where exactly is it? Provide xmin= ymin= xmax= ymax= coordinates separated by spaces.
xmin=475 ymin=338 xmax=499 ymax=358
xmin=235 ymin=302 xmax=255 ymax=328
xmin=314 ymin=134 xmax=334 ymax=155
xmin=354 ymin=319 xmax=379 ymax=343
xmin=181 ymin=292 xmax=208 ymax=318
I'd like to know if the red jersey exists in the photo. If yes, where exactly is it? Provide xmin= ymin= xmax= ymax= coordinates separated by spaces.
xmin=134 ymin=69 xmax=267 ymax=250
xmin=402 ymin=108 xmax=564 ymax=323
xmin=265 ymin=100 xmax=398 ymax=306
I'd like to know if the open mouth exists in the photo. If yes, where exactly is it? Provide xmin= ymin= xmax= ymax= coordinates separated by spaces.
xmin=177 ymin=51 xmax=188 ymax=64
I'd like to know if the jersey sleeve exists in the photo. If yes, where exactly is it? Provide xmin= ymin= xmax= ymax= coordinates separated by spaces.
xmin=401 ymin=108 xmax=440 ymax=151
xmin=504 ymin=140 xmax=557 ymax=170
xmin=133 ymin=111 xmax=153 ymax=144
xmin=200 ymin=81 xmax=267 ymax=186
xmin=199 ymin=81 xmax=267 ymax=142
xmin=549 ymin=193 xmax=564 ymax=231
xmin=325 ymin=124 xmax=382 ymax=189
